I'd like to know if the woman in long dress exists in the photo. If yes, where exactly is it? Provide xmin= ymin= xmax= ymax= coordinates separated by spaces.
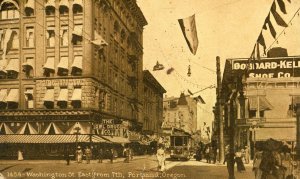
xmin=235 ymin=149 xmax=246 ymax=172
xmin=76 ymin=146 xmax=83 ymax=163
xmin=17 ymin=149 xmax=23 ymax=161
xmin=156 ymin=144 xmax=166 ymax=172
xmin=253 ymin=150 xmax=263 ymax=179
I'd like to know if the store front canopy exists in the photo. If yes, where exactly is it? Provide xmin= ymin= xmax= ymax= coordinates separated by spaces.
xmin=101 ymin=136 xmax=130 ymax=144
xmin=0 ymin=135 xmax=110 ymax=143
xmin=248 ymin=96 xmax=273 ymax=111
xmin=256 ymin=127 xmax=296 ymax=141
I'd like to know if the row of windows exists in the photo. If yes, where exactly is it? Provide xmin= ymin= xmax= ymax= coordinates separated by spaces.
xmin=0 ymin=0 xmax=83 ymax=20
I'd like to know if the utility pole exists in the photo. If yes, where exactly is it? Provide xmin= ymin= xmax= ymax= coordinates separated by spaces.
xmin=216 ymin=56 xmax=224 ymax=163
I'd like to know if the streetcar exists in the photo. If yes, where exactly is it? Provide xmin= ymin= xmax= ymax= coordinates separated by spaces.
xmin=169 ymin=134 xmax=191 ymax=160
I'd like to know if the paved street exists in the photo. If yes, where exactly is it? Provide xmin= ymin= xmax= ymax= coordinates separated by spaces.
xmin=0 ymin=155 xmax=254 ymax=179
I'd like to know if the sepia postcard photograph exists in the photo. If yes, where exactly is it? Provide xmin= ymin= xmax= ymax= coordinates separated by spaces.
xmin=0 ymin=0 xmax=300 ymax=178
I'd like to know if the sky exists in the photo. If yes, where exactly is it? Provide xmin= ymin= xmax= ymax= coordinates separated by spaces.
xmin=137 ymin=0 xmax=300 ymax=128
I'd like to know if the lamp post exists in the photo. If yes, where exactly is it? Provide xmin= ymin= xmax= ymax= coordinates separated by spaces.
xmin=249 ymin=121 xmax=259 ymax=156
xmin=74 ymin=127 xmax=81 ymax=149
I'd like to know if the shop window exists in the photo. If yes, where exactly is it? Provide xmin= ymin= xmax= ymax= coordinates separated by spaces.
xmin=46 ymin=29 xmax=55 ymax=47
xmin=24 ymin=88 xmax=34 ymax=109
xmin=26 ymin=27 xmax=34 ymax=47
xmin=0 ymin=1 xmax=20 ymax=20
xmin=60 ymin=27 xmax=68 ymax=46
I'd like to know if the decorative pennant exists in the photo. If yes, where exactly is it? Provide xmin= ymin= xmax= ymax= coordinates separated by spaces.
xmin=277 ymin=0 xmax=287 ymax=14
xmin=271 ymin=2 xmax=288 ymax=27
xmin=263 ymin=14 xmax=277 ymax=38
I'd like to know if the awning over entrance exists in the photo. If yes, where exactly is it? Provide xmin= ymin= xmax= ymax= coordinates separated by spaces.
xmin=101 ymin=136 xmax=130 ymax=144
xmin=255 ymin=127 xmax=296 ymax=141
xmin=248 ymin=96 xmax=273 ymax=111
xmin=0 ymin=135 xmax=108 ymax=144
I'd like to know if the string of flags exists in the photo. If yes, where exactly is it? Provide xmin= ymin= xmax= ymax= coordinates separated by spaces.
xmin=251 ymin=0 xmax=299 ymax=58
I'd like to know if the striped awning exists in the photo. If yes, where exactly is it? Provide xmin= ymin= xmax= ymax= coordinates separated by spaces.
xmin=0 ymin=135 xmax=89 ymax=143
xmin=101 ymin=136 xmax=130 ymax=144
xmin=0 ymin=135 xmax=110 ymax=143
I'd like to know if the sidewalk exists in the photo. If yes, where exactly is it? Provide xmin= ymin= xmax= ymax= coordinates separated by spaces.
xmin=0 ymin=155 xmax=150 ymax=165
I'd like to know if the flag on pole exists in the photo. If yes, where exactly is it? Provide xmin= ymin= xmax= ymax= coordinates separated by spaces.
xmin=263 ymin=14 xmax=277 ymax=38
xmin=178 ymin=14 xmax=199 ymax=55
xmin=277 ymin=0 xmax=287 ymax=14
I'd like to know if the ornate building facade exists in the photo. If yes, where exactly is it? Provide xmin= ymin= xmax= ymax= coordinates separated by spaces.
xmin=0 ymin=0 xmax=147 ymax=159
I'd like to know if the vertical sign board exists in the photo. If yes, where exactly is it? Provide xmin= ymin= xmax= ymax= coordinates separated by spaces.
xmin=231 ymin=57 xmax=300 ymax=78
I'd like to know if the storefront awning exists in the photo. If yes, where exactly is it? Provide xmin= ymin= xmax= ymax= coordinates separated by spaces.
xmin=6 ymin=89 xmax=18 ymax=103
xmin=24 ymin=0 xmax=34 ymax=10
xmin=71 ymin=88 xmax=81 ymax=101
xmin=71 ymin=56 xmax=82 ymax=69
xmin=256 ymin=127 xmax=296 ymax=141
xmin=43 ymin=88 xmax=54 ymax=102
xmin=73 ymin=0 xmax=83 ymax=7
xmin=22 ymin=58 xmax=34 ymax=69
xmin=59 ymin=0 xmax=69 ymax=8
xmin=43 ymin=57 xmax=55 ymax=70
xmin=0 ymin=89 xmax=7 ymax=102
xmin=5 ymin=59 xmax=19 ymax=72
xmin=57 ymin=88 xmax=68 ymax=102
xmin=93 ymin=135 xmax=110 ymax=143
xmin=57 ymin=57 xmax=68 ymax=70
xmin=0 ymin=135 xmax=93 ymax=143
xmin=248 ymin=96 xmax=273 ymax=111
xmin=101 ymin=136 xmax=130 ymax=144
xmin=45 ymin=0 xmax=55 ymax=8
xmin=72 ymin=25 xmax=82 ymax=37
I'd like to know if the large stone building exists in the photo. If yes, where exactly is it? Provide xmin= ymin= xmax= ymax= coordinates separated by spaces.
xmin=215 ymin=48 xmax=297 ymax=156
xmin=0 ymin=0 xmax=147 ymax=159
xmin=142 ymin=70 xmax=166 ymax=137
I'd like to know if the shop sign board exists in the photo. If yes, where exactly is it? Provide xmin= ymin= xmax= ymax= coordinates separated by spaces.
xmin=231 ymin=57 xmax=300 ymax=78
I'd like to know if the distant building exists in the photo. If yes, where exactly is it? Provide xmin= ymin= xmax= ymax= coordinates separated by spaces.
xmin=142 ymin=70 xmax=166 ymax=137
xmin=162 ymin=93 xmax=205 ymax=135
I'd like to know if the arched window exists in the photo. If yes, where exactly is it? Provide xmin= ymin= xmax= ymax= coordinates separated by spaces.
xmin=0 ymin=0 xmax=19 ymax=19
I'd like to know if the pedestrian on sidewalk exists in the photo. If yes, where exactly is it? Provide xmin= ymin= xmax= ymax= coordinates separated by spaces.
xmin=123 ymin=146 xmax=129 ymax=163
xmin=65 ymin=147 xmax=71 ymax=165
xmin=110 ymin=148 xmax=114 ymax=163
xmin=156 ymin=144 xmax=166 ymax=172
xmin=17 ymin=149 xmax=23 ymax=161
xmin=253 ymin=149 xmax=263 ymax=179
xmin=98 ymin=148 xmax=103 ymax=163
xmin=85 ymin=146 xmax=92 ymax=164
xmin=76 ymin=146 xmax=83 ymax=163
xmin=244 ymin=146 xmax=250 ymax=164
xmin=235 ymin=148 xmax=246 ymax=172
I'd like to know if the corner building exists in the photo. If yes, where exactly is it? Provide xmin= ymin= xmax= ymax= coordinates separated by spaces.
xmin=0 ymin=0 xmax=147 ymax=159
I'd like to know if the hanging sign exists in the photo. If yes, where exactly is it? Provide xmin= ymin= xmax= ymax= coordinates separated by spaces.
xmin=232 ymin=57 xmax=300 ymax=78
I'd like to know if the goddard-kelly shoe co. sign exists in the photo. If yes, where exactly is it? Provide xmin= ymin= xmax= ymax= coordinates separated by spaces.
xmin=231 ymin=57 xmax=300 ymax=78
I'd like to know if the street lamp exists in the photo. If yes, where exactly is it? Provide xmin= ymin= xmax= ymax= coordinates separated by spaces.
xmin=74 ymin=127 xmax=81 ymax=149
xmin=249 ymin=121 xmax=259 ymax=155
